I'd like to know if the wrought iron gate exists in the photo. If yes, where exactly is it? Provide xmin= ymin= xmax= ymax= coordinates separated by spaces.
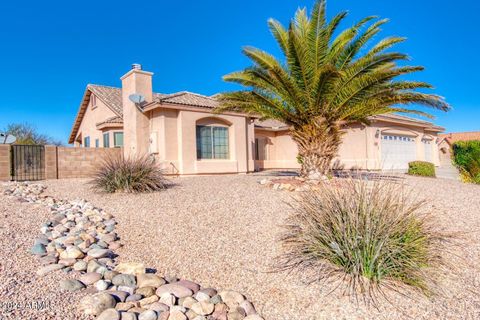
xmin=11 ymin=145 xmax=45 ymax=181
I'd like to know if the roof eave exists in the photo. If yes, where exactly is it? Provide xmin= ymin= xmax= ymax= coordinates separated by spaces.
xmin=371 ymin=114 xmax=443 ymax=131
xmin=68 ymin=88 xmax=91 ymax=144
xmin=96 ymin=122 xmax=124 ymax=130
xmin=255 ymin=126 xmax=290 ymax=132
xmin=69 ymin=85 xmax=125 ymax=144
xmin=143 ymin=101 xmax=255 ymax=118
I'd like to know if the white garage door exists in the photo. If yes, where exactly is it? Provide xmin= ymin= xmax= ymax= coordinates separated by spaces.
xmin=381 ymin=134 xmax=416 ymax=170
xmin=423 ymin=139 xmax=433 ymax=162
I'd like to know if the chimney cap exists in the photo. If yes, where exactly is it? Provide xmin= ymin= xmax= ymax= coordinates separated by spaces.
xmin=132 ymin=63 xmax=142 ymax=70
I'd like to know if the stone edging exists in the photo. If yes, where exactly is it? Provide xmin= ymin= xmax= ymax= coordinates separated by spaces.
xmin=3 ymin=182 xmax=264 ymax=320
xmin=258 ymin=177 xmax=323 ymax=192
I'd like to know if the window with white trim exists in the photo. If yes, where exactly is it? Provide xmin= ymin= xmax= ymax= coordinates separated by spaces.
xmin=103 ymin=132 xmax=110 ymax=148
xmin=114 ymin=132 xmax=124 ymax=147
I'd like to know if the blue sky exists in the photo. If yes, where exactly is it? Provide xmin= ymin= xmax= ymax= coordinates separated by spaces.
xmin=0 ymin=0 xmax=478 ymax=144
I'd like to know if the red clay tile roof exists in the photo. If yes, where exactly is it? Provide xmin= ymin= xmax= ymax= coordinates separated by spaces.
xmin=255 ymin=114 xmax=442 ymax=131
xmin=87 ymin=85 xmax=441 ymax=129
xmin=70 ymin=84 xmax=443 ymax=143
xmin=439 ymin=132 xmax=480 ymax=144
xmin=95 ymin=115 xmax=123 ymax=126
xmin=254 ymin=119 xmax=290 ymax=130
xmin=87 ymin=85 xmax=218 ymax=113
xmin=88 ymin=85 xmax=123 ymax=116
xmin=88 ymin=84 xmax=169 ymax=116
xmin=158 ymin=91 xmax=219 ymax=109
xmin=69 ymin=85 xmax=218 ymax=143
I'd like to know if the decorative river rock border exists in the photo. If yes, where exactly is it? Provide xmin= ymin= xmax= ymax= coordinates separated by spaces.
xmin=258 ymin=177 xmax=323 ymax=192
xmin=3 ymin=182 xmax=264 ymax=320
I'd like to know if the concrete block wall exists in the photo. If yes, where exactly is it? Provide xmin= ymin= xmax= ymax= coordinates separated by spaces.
xmin=0 ymin=145 xmax=10 ymax=181
xmin=0 ymin=145 xmax=123 ymax=181
xmin=0 ymin=145 xmax=122 ymax=181
xmin=44 ymin=145 xmax=58 ymax=179
xmin=56 ymin=147 xmax=122 ymax=179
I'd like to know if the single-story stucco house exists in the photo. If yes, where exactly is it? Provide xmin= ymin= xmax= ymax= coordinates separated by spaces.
xmin=69 ymin=65 xmax=444 ymax=175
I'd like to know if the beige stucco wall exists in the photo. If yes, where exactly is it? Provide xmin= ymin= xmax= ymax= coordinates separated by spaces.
xmin=254 ymin=125 xmax=370 ymax=171
xmin=149 ymin=108 xmax=180 ymax=173
xmin=255 ymin=121 xmax=441 ymax=171
xmin=149 ymin=105 xmax=254 ymax=175
xmin=121 ymin=69 xmax=152 ymax=157
xmin=74 ymin=94 xmax=118 ymax=147
xmin=336 ymin=124 xmax=369 ymax=169
xmin=254 ymin=129 xmax=300 ymax=170
xmin=438 ymin=139 xmax=452 ymax=165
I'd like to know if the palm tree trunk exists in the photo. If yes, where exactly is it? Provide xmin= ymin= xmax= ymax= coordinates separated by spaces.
xmin=291 ymin=121 xmax=342 ymax=180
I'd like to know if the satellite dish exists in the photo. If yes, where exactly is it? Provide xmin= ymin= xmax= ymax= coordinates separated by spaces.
xmin=129 ymin=94 xmax=145 ymax=105
xmin=0 ymin=133 xmax=17 ymax=144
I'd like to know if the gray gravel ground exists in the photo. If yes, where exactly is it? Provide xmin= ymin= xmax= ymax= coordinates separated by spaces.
xmin=0 ymin=185 xmax=91 ymax=320
xmin=2 ymin=174 xmax=480 ymax=319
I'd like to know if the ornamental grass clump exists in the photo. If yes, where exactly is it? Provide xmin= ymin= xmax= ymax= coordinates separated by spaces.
xmin=92 ymin=154 xmax=169 ymax=193
xmin=277 ymin=178 xmax=448 ymax=302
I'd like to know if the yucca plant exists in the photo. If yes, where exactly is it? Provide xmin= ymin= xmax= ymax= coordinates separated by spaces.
xmin=276 ymin=178 xmax=448 ymax=302
xmin=217 ymin=0 xmax=449 ymax=179
xmin=91 ymin=154 xmax=169 ymax=193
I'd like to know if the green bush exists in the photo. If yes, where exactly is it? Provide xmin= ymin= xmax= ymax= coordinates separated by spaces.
xmin=408 ymin=161 xmax=436 ymax=177
xmin=453 ymin=140 xmax=480 ymax=184
xmin=276 ymin=179 xmax=447 ymax=301
xmin=92 ymin=155 xmax=169 ymax=193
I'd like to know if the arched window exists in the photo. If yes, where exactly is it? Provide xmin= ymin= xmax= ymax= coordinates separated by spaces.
xmin=196 ymin=118 xmax=230 ymax=160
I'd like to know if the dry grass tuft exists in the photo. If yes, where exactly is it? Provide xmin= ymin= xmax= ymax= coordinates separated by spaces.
xmin=276 ymin=178 xmax=452 ymax=304
xmin=91 ymin=154 xmax=169 ymax=193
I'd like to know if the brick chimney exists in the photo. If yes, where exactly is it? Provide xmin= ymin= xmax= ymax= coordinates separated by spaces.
xmin=120 ymin=64 xmax=153 ymax=157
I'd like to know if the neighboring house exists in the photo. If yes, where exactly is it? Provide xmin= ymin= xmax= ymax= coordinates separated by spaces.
xmin=438 ymin=131 xmax=480 ymax=164
xmin=69 ymin=65 xmax=444 ymax=175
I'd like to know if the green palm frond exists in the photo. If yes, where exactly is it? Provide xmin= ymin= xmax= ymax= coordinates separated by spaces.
xmin=216 ymin=0 xmax=449 ymax=129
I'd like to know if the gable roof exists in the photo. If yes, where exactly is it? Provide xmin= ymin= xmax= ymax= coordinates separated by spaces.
xmin=96 ymin=115 xmax=123 ymax=126
xmin=255 ymin=114 xmax=443 ymax=132
xmin=158 ymin=91 xmax=219 ymax=109
xmin=88 ymin=85 xmax=123 ymax=116
xmin=254 ymin=119 xmax=290 ymax=130
xmin=87 ymin=84 xmax=170 ymax=116
xmin=69 ymin=85 xmax=215 ymax=143
xmin=69 ymin=84 xmax=444 ymax=143
xmin=439 ymin=131 xmax=480 ymax=145
xmin=371 ymin=114 xmax=444 ymax=131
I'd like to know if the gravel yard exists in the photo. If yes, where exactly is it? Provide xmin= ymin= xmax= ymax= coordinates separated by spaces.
xmin=0 ymin=186 xmax=90 ymax=320
xmin=1 ymin=174 xmax=480 ymax=319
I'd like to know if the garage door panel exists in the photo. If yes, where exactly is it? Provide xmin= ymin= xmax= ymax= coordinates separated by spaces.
xmin=423 ymin=139 xmax=433 ymax=162
xmin=381 ymin=135 xmax=416 ymax=170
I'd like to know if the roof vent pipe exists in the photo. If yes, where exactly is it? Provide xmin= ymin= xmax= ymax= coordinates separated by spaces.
xmin=132 ymin=63 xmax=142 ymax=70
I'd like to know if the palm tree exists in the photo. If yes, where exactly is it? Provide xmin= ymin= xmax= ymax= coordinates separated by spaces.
xmin=216 ymin=0 xmax=449 ymax=179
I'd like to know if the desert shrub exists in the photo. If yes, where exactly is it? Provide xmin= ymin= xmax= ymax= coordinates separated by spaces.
xmin=92 ymin=154 xmax=169 ymax=193
xmin=277 ymin=179 xmax=447 ymax=301
xmin=408 ymin=161 xmax=436 ymax=177
xmin=296 ymin=154 xmax=304 ymax=165
xmin=453 ymin=141 xmax=480 ymax=184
